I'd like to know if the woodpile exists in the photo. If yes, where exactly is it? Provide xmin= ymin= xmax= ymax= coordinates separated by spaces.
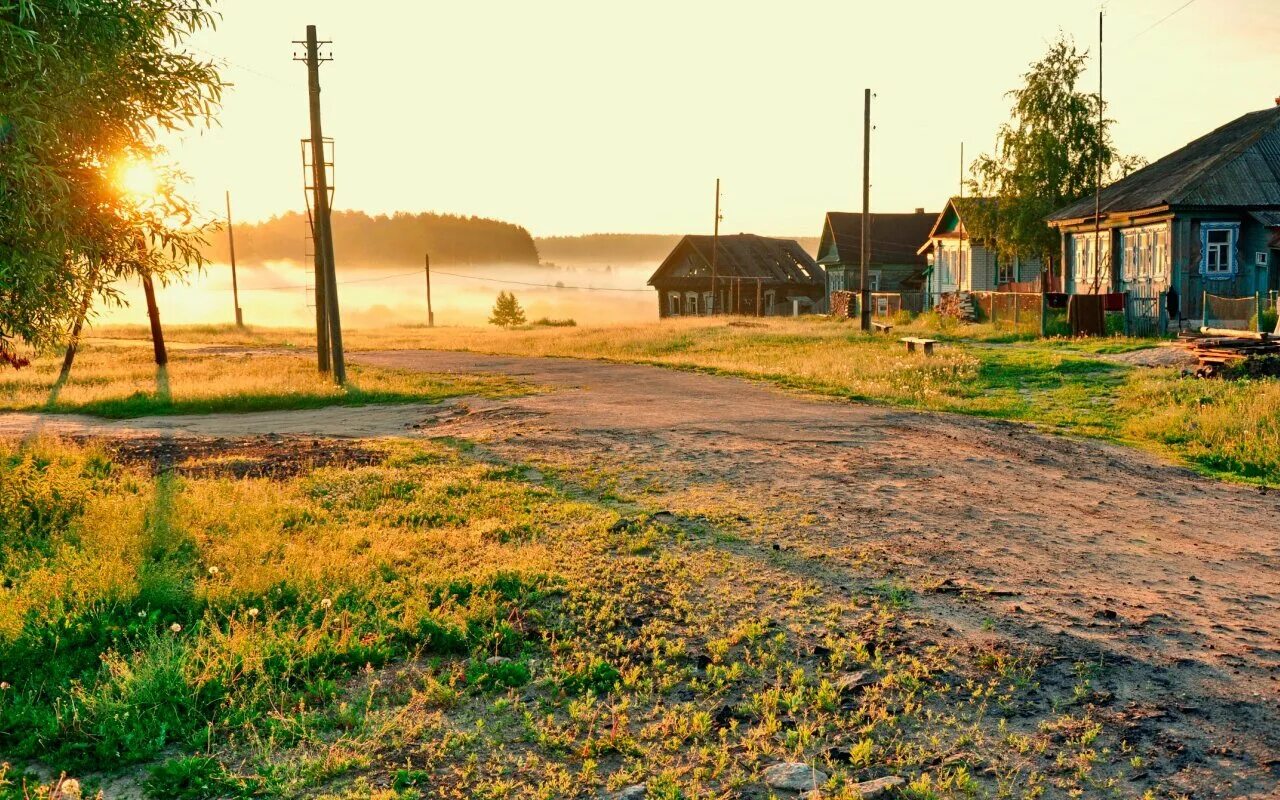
xmin=829 ymin=290 xmax=856 ymax=319
xmin=1173 ymin=328 xmax=1280 ymax=378
xmin=936 ymin=291 xmax=977 ymax=322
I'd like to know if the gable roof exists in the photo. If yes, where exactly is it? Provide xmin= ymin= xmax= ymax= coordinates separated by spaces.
xmin=647 ymin=234 xmax=824 ymax=287
xmin=923 ymin=197 xmax=994 ymax=241
xmin=818 ymin=211 xmax=935 ymax=267
xmin=1049 ymin=106 xmax=1280 ymax=223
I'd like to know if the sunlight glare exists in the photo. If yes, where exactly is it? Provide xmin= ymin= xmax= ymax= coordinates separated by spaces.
xmin=115 ymin=158 xmax=160 ymax=201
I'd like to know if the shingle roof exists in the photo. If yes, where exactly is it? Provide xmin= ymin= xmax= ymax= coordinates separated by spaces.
xmin=1049 ymin=106 xmax=1280 ymax=222
xmin=647 ymin=234 xmax=824 ymax=286
xmin=820 ymin=211 xmax=936 ymax=266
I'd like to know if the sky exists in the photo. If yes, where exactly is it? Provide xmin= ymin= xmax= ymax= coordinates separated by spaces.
xmin=168 ymin=0 xmax=1280 ymax=239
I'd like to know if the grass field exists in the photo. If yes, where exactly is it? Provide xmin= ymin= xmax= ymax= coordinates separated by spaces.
xmin=0 ymin=436 xmax=1144 ymax=799
xmin=82 ymin=317 xmax=1280 ymax=484
xmin=0 ymin=347 xmax=527 ymax=419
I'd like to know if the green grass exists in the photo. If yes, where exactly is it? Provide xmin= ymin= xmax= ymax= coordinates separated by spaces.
xmin=0 ymin=437 xmax=1146 ymax=799
xmin=0 ymin=345 xmax=528 ymax=418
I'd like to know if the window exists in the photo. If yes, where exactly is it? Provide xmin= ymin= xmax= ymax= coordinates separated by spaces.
xmin=997 ymin=256 xmax=1016 ymax=286
xmin=684 ymin=292 xmax=699 ymax=315
xmin=1074 ymin=231 xmax=1112 ymax=290
xmin=1202 ymin=223 xmax=1238 ymax=277
xmin=868 ymin=271 xmax=881 ymax=291
xmin=831 ymin=272 xmax=845 ymax=292
xmin=1120 ymin=224 xmax=1169 ymax=285
xmin=668 ymin=292 xmax=680 ymax=316
xmin=702 ymin=292 xmax=714 ymax=314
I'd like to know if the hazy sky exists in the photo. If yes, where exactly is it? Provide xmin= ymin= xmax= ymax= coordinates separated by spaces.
xmin=170 ymin=0 xmax=1280 ymax=238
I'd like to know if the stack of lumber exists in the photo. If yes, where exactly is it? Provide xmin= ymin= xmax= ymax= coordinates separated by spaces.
xmin=936 ymin=292 xmax=977 ymax=322
xmin=1174 ymin=327 xmax=1280 ymax=376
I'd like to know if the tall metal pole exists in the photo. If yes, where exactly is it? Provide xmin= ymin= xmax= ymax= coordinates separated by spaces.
xmin=425 ymin=252 xmax=435 ymax=327
xmin=711 ymin=178 xmax=720 ymax=315
xmin=860 ymin=88 xmax=872 ymax=332
xmin=1093 ymin=9 xmax=1104 ymax=294
xmin=300 ymin=24 xmax=345 ymax=384
xmin=225 ymin=190 xmax=244 ymax=328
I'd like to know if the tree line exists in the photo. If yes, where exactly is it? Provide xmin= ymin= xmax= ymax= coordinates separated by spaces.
xmin=204 ymin=210 xmax=540 ymax=267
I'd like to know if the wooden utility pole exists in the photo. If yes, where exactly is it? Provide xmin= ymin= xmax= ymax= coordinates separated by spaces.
xmin=225 ymin=190 xmax=244 ymax=327
xmin=959 ymin=143 xmax=965 ymax=199
xmin=711 ymin=178 xmax=721 ymax=315
xmin=424 ymin=252 xmax=435 ymax=327
xmin=297 ymin=24 xmax=345 ymax=384
xmin=1093 ymin=9 xmax=1104 ymax=295
xmin=860 ymin=88 xmax=872 ymax=332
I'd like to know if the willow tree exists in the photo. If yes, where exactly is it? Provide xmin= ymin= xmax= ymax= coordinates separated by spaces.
xmin=966 ymin=35 xmax=1143 ymax=272
xmin=0 ymin=1 xmax=223 ymax=367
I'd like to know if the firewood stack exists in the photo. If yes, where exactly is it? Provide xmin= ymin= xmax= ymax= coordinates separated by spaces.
xmin=1174 ymin=328 xmax=1280 ymax=377
xmin=936 ymin=292 xmax=977 ymax=322
xmin=829 ymin=290 xmax=856 ymax=319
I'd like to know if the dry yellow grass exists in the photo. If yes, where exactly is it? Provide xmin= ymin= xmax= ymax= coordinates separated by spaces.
xmin=0 ymin=344 xmax=527 ymax=418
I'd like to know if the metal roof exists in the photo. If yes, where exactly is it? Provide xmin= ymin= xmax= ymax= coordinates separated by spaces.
xmin=819 ymin=211 xmax=936 ymax=266
xmin=647 ymin=234 xmax=825 ymax=286
xmin=1049 ymin=106 xmax=1280 ymax=222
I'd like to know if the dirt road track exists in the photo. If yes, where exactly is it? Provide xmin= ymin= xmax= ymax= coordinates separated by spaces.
xmin=354 ymin=350 xmax=1280 ymax=797
xmin=4 ymin=349 xmax=1278 ymax=794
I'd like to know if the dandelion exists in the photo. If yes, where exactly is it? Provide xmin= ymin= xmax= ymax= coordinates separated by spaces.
xmin=137 ymin=610 xmax=146 ymax=618
xmin=0 ymin=681 xmax=10 ymax=690
xmin=247 ymin=607 xmax=260 ymax=619
xmin=55 ymin=778 xmax=81 ymax=799
xmin=320 ymin=598 xmax=332 ymax=609
xmin=169 ymin=623 xmax=182 ymax=633
xmin=207 ymin=565 xmax=220 ymax=576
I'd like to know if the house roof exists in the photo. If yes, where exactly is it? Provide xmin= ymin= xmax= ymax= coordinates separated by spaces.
xmin=818 ymin=211 xmax=936 ymax=266
xmin=647 ymin=234 xmax=824 ymax=286
xmin=1049 ymin=105 xmax=1280 ymax=223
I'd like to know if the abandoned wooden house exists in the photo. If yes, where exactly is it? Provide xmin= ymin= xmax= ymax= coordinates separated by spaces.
xmin=1047 ymin=103 xmax=1280 ymax=328
xmin=916 ymin=197 xmax=1043 ymax=301
xmin=647 ymin=234 xmax=826 ymax=317
xmin=817 ymin=211 xmax=936 ymax=300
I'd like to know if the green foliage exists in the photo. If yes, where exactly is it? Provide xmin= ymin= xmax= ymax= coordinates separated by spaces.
xmin=967 ymin=35 xmax=1144 ymax=267
xmin=489 ymin=291 xmax=528 ymax=328
xmin=1250 ymin=308 xmax=1278 ymax=334
xmin=560 ymin=659 xmax=621 ymax=696
xmin=0 ymin=0 xmax=223 ymax=362
xmin=466 ymin=658 xmax=532 ymax=690
xmin=145 ymin=756 xmax=254 ymax=800
xmin=532 ymin=317 xmax=577 ymax=328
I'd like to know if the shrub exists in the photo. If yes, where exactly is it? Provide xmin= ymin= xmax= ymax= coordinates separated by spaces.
xmin=1249 ymin=308 xmax=1278 ymax=334
xmin=532 ymin=317 xmax=576 ymax=328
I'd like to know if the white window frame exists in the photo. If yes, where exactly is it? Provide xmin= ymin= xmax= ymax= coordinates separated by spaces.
xmin=868 ymin=270 xmax=881 ymax=292
xmin=1073 ymin=231 xmax=1112 ymax=290
xmin=668 ymin=292 xmax=680 ymax=316
xmin=702 ymin=291 xmax=714 ymax=315
xmin=1201 ymin=222 xmax=1239 ymax=278
xmin=1120 ymin=223 xmax=1169 ymax=285
xmin=684 ymin=292 xmax=699 ymax=315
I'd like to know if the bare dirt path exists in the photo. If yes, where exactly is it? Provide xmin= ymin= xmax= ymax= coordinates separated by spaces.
xmin=351 ymin=350 xmax=1280 ymax=797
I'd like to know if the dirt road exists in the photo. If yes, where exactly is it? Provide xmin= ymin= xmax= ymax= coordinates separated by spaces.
xmin=354 ymin=350 xmax=1280 ymax=797
xmin=5 ymin=349 xmax=1277 ymax=794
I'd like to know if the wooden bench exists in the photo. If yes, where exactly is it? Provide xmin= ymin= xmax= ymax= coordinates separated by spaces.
xmin=872 ymin=321 xmax=894 ymax=334
xmin=900 ymin=336 xmax=938 ymax=355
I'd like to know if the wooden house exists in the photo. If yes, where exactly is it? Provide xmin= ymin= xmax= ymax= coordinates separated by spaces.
xmin=817 ymin=210 xmax=936 ymax=296
xmin=1047 ymin=104 xmax=1280 ymax=323
xmin=648 ymin=234 xmax=826 ymax=317
xmin=917 ymin=198 xmax=1043 ymax=299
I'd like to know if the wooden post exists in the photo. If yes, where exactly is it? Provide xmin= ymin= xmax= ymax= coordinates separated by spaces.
xmin=425 ymin=252 xmax=435 ymax=327
xmin=755 ymin=279 xmax=762 ymax=317
xmin=1201 ymin=289 xmax=1208 ymax=329
xmin=1256 ymin=291 xmax=1263 ymax=332
xmin=1040 ymin=289 xmax=1048 ymax=338
xmin=141 ymin=272 xmax=168 ymax=367
xmin=1123 ymin=290 xmax=1131 ymax=336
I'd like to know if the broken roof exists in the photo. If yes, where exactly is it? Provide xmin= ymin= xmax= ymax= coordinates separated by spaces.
xmin=1049 ymin=106 xmax=1280 ymax=222
xmin=647 ymin=234 xmax=825 ymax=286
xmin=818 ymin=211 xmax=936 ymax=266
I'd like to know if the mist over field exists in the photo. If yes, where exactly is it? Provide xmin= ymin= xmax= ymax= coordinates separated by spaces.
xmin=90 ymin=260 xmax=658 ymax=329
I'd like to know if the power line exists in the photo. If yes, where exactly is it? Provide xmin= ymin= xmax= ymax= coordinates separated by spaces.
xmin=1129 ymin=0 xmax=1197 ymax=42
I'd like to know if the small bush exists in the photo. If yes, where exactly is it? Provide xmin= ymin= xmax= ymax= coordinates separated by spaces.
xmin=531 ymin=317 xmax=576 ymax=328
xmin=1249 ymin=308 xmax=1278 ymax=334
xmin=560 ymin=659 xmax=621 ymax=696
xmin=145 ymin=756 xmax=252 ymax=800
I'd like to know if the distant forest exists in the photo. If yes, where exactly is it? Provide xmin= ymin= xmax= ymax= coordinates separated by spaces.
xmin=203 ymin=211 xmax=540 ymax=267
xmin=536 ymin=233 xmax=820 ymax=265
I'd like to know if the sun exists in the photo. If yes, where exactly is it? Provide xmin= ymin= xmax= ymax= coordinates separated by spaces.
xmin=115 ymin=158 xmax=161 ymax=201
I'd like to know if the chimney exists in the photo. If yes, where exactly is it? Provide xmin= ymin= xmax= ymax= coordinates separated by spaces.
xmin=915 ymin=207 xmax=926 ymax=214
xmin=1275 ymin=96 xmax=1280 ymax=106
